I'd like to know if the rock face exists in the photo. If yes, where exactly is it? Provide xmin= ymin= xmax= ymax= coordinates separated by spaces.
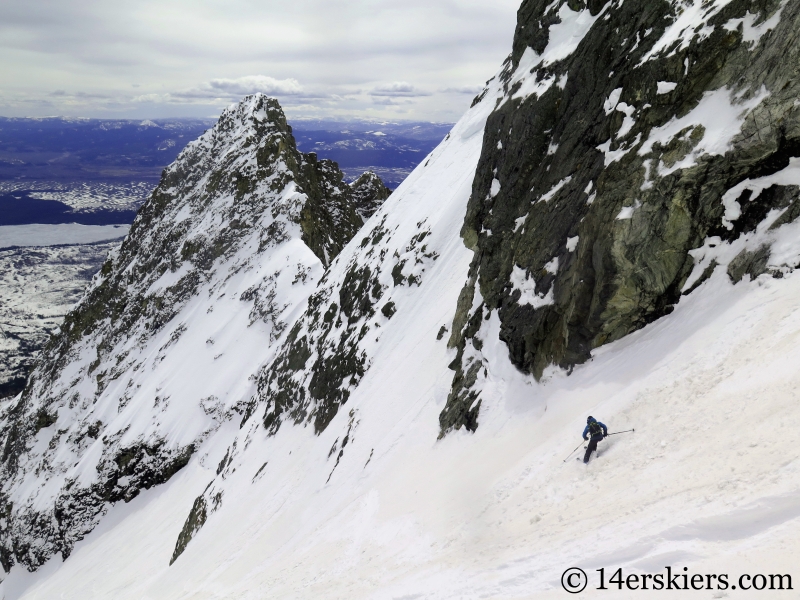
xmin=441 ymin=0 xmax=800 ymax=435
xmin=252 ymin=210 xmax=442 ymax=437
xmin=349 ymin=171 xmax=392 ymax=220
xmin=0 ymin=94 xmax=388 ymax=572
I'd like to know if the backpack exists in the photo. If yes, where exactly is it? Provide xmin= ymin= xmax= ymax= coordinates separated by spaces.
xmin=588 ymin=421 xmax=602 ymax=437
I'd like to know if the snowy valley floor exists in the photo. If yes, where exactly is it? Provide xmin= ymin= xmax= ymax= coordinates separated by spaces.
xmin=3 ymin=263 xmax=800 ymax=599
xmin=0 ymin=228 xmax=128 ymax=397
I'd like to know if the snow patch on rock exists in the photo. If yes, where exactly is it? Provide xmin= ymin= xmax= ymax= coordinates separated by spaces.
xmin=723 ymin=0 xmax=789 ymax=45
xmin=639 ymin=86 xmax=770 ymax=170
xmin=510 ymin=3 xmax=607 ymax=101
xmin=721 ymin=157 xmax=800 ymax=229
xmin=656 ymin=81 xmax=678 ymax=95
xmin=510 ymin=265 xmax=554 ymax=309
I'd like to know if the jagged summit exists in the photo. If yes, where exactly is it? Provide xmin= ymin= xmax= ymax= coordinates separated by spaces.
xmin=0 ymin=93 xmax=388 ymax=571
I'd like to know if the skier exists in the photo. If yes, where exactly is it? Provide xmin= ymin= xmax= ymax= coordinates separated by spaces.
xmin=582 ymin=416 xmax=608 ymax=463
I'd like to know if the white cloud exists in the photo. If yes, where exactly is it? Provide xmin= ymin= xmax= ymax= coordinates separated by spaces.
xmin=205 ymin=76 xmax=304 ymax=97
xmin=370 ymin=82 xmax=431 ymax=97
xmin=371 ymin=96 xmax=414 ymax=106
xmin=440 ymin=85 xmax=484 ymax=94
xmin=0 ymin=0 xmax=520 ymax=120
xmin=169 ymin=76 xmax=314 ymax=102
xmin=132 ymin=93 xmax=170 ymax=103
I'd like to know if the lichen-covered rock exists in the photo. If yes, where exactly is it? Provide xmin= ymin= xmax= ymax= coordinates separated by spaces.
xmin=0 ymin=94 xmax=376 ymax=572
xmin=441 ymin=0 xmax=800 ymax=435
xmin=298 ymin=154 xmax=366 ymax=267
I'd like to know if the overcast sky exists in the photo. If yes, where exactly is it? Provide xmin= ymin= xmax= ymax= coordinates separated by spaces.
xmin=0 ymin=0 xmax=520 ymax=122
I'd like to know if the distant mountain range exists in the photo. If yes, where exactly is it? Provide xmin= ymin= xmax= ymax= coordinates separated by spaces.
xmin=0 ymin=117 xmax=214 ymax=183
xmin=291 ymin=119 xmax=453 ymax=185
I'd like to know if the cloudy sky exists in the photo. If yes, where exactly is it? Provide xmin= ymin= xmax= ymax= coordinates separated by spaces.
xmin=0 ymin=0 xmax=520 ymax=122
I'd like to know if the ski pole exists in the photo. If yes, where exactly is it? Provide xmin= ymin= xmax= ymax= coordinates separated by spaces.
xmin=563 ymin=441 xmax=585 ymax=462
xmin=605 ymin=429 xmax=635 ymax=437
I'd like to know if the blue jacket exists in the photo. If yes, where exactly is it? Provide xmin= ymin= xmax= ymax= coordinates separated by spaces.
xmin=583 ymin=420 xmax=607 ymax=440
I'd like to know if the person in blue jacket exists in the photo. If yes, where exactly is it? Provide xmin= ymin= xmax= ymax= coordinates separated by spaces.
xmin=582 ymin=416 xmax=608 ymax=463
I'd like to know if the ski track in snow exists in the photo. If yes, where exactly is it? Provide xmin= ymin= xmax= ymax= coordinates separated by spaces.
xmin=4 ymin=71 xmax=800 ymax=599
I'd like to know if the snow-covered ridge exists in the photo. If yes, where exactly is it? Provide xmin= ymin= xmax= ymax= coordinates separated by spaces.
xmin=162 ymin=69 xmax=507 ymax=565
xmin=0 ymin=94 xmax=387 ymax=571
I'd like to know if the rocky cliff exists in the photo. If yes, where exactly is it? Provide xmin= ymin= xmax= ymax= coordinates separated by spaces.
xmin=441 ymin=0 xmax=800 ymax=435
xmin=0 ymin=94 xmax=388 ymax=572
xmin=349 ymin=171 xmax=393 ymax=220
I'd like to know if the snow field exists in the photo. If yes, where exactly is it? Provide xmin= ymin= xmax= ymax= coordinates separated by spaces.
xmin=9 ymin=240 xmax=800 ymax=600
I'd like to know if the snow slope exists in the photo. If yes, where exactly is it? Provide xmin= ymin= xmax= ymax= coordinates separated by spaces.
xmin=4 ymin=63 xmax=800 ymax=600
xmin=6 ymin=171 xmax=800 ymax=600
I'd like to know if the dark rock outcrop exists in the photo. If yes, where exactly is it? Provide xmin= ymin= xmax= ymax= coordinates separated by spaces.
xmin=349 ymin=171 xmax=392 ymax=220
xmin=442 ymin=0 xmax=800 ymax=435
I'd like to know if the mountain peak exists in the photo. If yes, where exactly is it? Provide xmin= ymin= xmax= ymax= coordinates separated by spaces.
xmin=0 ymin=93 xmax=388 ymax=572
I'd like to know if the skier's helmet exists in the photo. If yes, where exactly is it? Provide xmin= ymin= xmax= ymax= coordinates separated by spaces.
xmin=587 ymin=416 xmax=595 ymax=423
